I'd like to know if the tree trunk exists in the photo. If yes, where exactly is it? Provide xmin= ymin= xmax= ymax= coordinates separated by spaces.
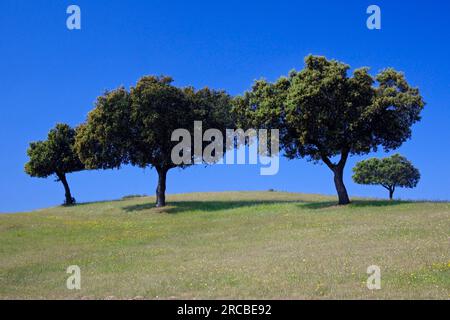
xmin=389 ymin=186 xmax=395 ymax=200
xmin=155 ymin=167 xmax=168 ymax=207
xmin=58 ymin=173 xmax=74 ymax=205
xmin=333 ymin=165 xmax=350 ymax=205
xmin=322 ymin=150 xmax=351 ymax=206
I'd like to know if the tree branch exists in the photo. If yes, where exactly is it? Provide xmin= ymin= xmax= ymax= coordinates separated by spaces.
xmin=320 ymin=153 xmax=335 ymax=170
xmin=338 ymin=148 xmax=349 ymax=169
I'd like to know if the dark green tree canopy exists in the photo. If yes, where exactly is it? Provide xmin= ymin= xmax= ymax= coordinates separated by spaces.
xmin=25 ymin=123 xmax=84 ymax=178
xmin=352 ymin=154 xmax=420 ymax=200
xmin=234 ymin=55 xmax=425 ymax=204
xmin=75 ymin=87 xmax=132 ymax=170
xmin=75 ymin=76 xmax=234 ymax=207
xmin=25 ymin=123 xmax=84 ymax=205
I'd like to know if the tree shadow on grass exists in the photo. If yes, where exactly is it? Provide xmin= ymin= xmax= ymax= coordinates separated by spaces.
xmin=300 ymin=199 xmax=411 ymax=210
xmin=75 ymin=197 xmax=426 ymax=214
xmin=122 ymin=199 xmax=302 ymax=214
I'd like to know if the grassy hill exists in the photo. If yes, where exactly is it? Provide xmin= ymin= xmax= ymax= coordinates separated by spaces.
xmin=0 ymin=191 xmax=449 ymax=299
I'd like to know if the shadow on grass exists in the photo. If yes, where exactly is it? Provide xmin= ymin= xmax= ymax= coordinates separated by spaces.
xmin=124 ymin=199 xmax=416 ymax=214
xmin=300 ymin=199 xmax=410 ymax=210
xmin=122 ymin=200 xmax=302 ymax=214
xmin=72 ymin=197 xmax=423 ymax=214
xmin=73 ymin=198 xmax=128 ymax=207
xmin=72 ymin=196 xmax=148 ymax=208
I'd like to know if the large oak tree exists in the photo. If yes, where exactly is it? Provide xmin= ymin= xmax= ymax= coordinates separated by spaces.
xmin=25 ymin=123 xmax=85 ymax=205
xmin=234 ymin=55 xmax=425 ymax=205
xmin=76 ymin=76 xmax=233 ymax=207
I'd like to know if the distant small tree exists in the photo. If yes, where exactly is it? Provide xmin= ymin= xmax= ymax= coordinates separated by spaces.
xmin=25 ymin=124 xmax=85 ymax=205
xmin=352 ymin=154 xmax=420 ymax=200
xmin=75 ymin=76 xmax=233 ymax=207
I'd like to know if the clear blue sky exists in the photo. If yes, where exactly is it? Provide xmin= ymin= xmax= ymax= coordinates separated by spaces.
xmin=1 ymin=0 xmax=449 ymax=212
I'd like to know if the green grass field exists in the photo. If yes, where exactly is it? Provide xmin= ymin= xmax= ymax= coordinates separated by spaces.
xmin=0 ymin=191 xmax=449 ymax=300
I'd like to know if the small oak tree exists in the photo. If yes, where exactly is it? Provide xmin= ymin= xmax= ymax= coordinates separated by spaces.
xmin=75 ymin=76 xmax=233 ymax=207
xmin=352 ymin=154 xmax=420 ymax=200
xmin=233 ymin=55 xmax=425 ymax=205
xmin=25 ymin=124 xmax=84 ymax=205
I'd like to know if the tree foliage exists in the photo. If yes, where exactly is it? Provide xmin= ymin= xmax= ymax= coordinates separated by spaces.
xmin=75 ymin=76 xmax=233 ymax=207
xmin=233 ymin=55 xmax=425 ymax=204
xmin=25 ymin=123 xmax=84 ymax=205
xmin=352 ymin=154 xmax=420 ymax=200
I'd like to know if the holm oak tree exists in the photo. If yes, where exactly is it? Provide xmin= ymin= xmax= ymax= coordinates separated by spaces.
xmin=25 ymin=123 xmax=85 ymax=205
xmin=234 ymin=55 xmax=425 ymax=205
xmin=75 ymin=76 xmax=233 ymax=207
xmin=353 ymin=154 xmax=420 ymax=200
